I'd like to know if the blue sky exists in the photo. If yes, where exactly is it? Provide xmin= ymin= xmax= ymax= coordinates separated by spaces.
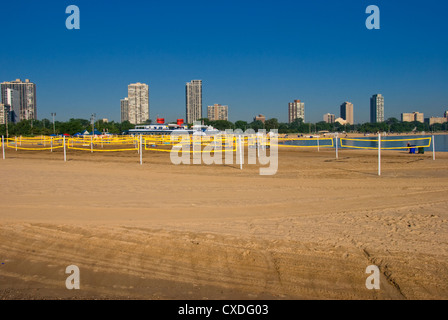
xmin=1 ymin=0 xmax=447 ymax=123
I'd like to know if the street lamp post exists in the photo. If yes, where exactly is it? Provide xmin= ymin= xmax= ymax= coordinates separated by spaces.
xmin=51 ymin=113 xmax=56 ymax=134
xmin=91 ymin=113 xmax=96 ymax=135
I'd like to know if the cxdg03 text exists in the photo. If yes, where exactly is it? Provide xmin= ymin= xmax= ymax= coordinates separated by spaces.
xmin=222 ymin=305 xmax=268 ymax=315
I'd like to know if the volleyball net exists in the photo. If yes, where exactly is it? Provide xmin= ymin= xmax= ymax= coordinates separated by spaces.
xmin=2 ymin=136 xmax=64 ymax=151
xmin=340 ymin=137 xmax=432 ymax=150
xmin=144 ymin=134 xmax=238 ymax=153
xmin=67 ymin=136 xmax=139 ymax=152
xmin=275 ymin=137 xmax=334 ymax=149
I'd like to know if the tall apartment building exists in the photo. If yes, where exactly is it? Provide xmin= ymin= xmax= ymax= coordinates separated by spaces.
xmin=370 ymin=94 xmax=384 ymax=123
xmin=186 ymin=80 xmax=202 ymax=124
xmin=1 ymin=79 xmax=36 ymax=123
xmin=323 ymin=113 xmax=335 ymax=124
xmin=401 ymin=112 xmax=424 ymax=123
xmin=127 ymin=82 xmax=149 ymax=125
xmin=444 ymin=110 xmax=448 ymax=119
xmin=207 ymin=104 xmax=228 ymax=121
xmin=0 ymin=104 xmax=6 ymax=125
xmin=340 ymin=102 xmax=354 ymax=125
xmin=288 ymin=100 xmax=305 ymax=123
xmin=120 ymin=98 xmax=129 ymax=122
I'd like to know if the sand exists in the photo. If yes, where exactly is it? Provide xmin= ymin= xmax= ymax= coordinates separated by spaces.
xmin=0 ymin=146 xmax=448 ymax=300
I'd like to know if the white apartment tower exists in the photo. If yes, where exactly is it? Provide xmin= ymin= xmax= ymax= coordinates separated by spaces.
xmin=127 ymin=82 xmax=149 ymax=125
xmin=186 ymin=80 xmax=202 ymax=124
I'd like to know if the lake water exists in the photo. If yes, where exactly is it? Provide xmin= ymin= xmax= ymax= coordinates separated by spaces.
xmin=282 ymin=134 xmax=448 ymax=152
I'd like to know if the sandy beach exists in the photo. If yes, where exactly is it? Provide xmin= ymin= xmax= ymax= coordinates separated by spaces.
xmin=1 ymin=147 xmax=448 ymax=300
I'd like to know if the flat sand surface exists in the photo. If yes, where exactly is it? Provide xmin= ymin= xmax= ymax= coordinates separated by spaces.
xmin=1 ymin=147 xmax=448 ymax=299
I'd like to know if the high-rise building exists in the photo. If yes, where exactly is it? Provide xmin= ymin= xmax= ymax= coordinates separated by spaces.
xmin=1 ymin=79 xmax=36 ymax=123
xmin=323 ymin=113 xmax=335 ymax=124
xmin=401 ymin=112 xmax=424 ymax=123
xmin=427 ymin=117 xmax=447 ymax=126
xmin=207 ymin=104 xmax=228 ymax=121
xmin=127 ymin=83 xmax=149 ymax=125
xmin=340 ymin=102 xmax=354 ymax=125
xmin=370 ymin=94 xmax=384 ymax=123
xmin=120 ymin=97 xmax=129 ymax=122
xmin=288 ymin=100 xmax=305 ymax=123
xmin=254 ymin=114 xmax=266 ymax=124
xmin=0 ymin=104 xmax=7 ymax=125
xmin=186 ymin=80 xmax=202 ymax=124
xmin=444 ymin=110 xmax=448 ymax=119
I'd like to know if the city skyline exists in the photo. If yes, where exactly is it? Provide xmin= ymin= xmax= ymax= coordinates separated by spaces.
xmin=1 ymin=1 xmax=447 ymax=123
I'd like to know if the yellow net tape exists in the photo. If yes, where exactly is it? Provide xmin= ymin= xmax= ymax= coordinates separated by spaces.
xmin=340 ymin=137 xmax=432 ymax=150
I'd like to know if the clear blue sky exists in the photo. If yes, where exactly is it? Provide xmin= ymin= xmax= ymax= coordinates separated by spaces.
xmin=1 ymin=0 xmax=447 ymax=123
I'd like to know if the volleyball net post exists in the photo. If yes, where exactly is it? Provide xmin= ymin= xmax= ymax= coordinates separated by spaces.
xmin=335 ymin=134 xmax=339 ymax=159
xmin=239 ymin=135 xmax=243 ymax=170
xmin=2 ymin=135 xmax=5 ymax=160
xmin=378 ymin=133 xmax=381 ymax=176
xmin=432 ymin=135 xmax=435 ymax=161
xmin=139 ymin=134 xmax=143 ymax=165
xmin=63 ymin=136 xmax=67 ymax=162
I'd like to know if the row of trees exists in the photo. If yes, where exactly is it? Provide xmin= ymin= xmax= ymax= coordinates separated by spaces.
xmin=0 ymin=117 xmax=446 ymax=137
xmin=198 ymin=117 xmax=447 ymax=134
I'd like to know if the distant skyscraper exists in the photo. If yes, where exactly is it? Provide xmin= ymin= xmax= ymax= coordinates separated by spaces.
xmin=370 ymin=94 xmax=384 ymax=123
xmin=340 ymin=102 xmax=354 ymax=125
xmin=0 ymin=104 xmax=7 ymax=125
xmin=186 ymin=80 xmax=202 ymax=124
xmin=1 ymin=79 xmax=36 ymax=123
xmin=323 ymin=113 xmax=335 ymax=124
xmin=444 ymin=110 xmax=448 ymax=119
xmin=207 ymin=104 xmax=228 ymax=121
xmin=401 ymin=112 xmax=424 ymax=123
xmin=127 ymin=82 xmax=149 ymax=125
xmin=120 ymin=97 xmax=129 ymax=122
xmin=288 ymin=100 xmax=305 ymax=123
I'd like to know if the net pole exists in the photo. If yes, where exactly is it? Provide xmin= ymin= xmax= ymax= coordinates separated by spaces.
xmin=239 ymin=135 xmax=243 ymax=170
xmin=378 ymin=133 xmax=381 ymax=176
xmin=91 ymin=135 xmax=93 ymax=153
xmin=432 ymin=135 xmax=435 ymax=160
xmin=317 ymin=137 xmax=320 ymax=152
xmin=140 ymin=134 xmax=143 ymax=165
xmin=335 ymin=134 xmax=338 ymax=159
xmin=63 ymin=136 xmax=67 ymax=162
xmin=51 ymin=137 xmax=53 ymax=152
xmin=2 ymin=135 xmax=5 ymax=160
xmin=15 ymin=136 xmax=17 ymax=151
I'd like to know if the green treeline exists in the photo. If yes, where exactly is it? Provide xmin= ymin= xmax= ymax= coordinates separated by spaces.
xmin=0 ymin=117 xmax=446 ymax=137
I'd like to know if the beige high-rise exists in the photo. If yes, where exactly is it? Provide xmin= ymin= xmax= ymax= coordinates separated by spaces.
xmin=127 ymin=83 xmax=149 ymax=125
xmin=340 ymin=102 xmax=354 ymax=125
xmin=323 ymin=113 xmax=335 ymax=123
xmin=401 ymin=112 xmax=424 ymax=123
xmin=186 ymin=80 xmax=202 ymax=124
xmin=288 ymin=100 xmax=305 ymax=123
xmin=207 ymin=104 xmax=228 ymax=121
